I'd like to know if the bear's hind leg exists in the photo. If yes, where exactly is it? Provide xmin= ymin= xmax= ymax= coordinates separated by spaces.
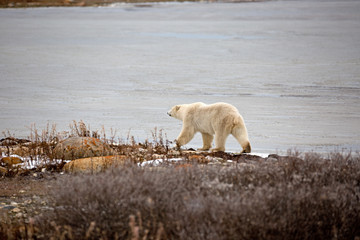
xmin=211 ymin=131 xmax=228 ymax=152
xmin=231 ymin=127 xmax=251 ymax=153
xmin=198 ymin=133 xmax=213 ymax=151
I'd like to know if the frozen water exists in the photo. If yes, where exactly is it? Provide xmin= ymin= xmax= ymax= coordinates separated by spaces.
xmin=0 ymin=0 xmax=359 ymax=154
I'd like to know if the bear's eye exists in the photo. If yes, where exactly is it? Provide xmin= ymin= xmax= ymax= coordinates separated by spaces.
xmin=176 ymin=106 xmax=180 ymax=111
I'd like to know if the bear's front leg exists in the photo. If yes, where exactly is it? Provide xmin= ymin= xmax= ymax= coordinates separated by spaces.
xmin=176 ymin=125 xmax=195 ymax=148
xmin=198 ymin=133 xmax=213 ymax=151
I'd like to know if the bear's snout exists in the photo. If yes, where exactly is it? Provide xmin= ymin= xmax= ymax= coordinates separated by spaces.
xmin=167 ymin=112 xmax=171 ymax=117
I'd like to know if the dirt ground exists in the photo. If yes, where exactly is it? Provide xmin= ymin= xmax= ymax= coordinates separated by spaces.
xmin=0 ymin=172 xmax=62 ymax=222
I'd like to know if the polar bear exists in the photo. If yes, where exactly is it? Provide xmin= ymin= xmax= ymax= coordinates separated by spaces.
xmin=167 ymin=102 xmax=251 ymax=153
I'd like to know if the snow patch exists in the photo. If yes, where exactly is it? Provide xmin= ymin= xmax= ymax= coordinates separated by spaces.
xmin=138 ymin=158 xmax=183 ymax=167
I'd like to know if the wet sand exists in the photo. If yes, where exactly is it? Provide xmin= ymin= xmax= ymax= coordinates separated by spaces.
xmin=0 ymin=0 xmax=359 ymax=154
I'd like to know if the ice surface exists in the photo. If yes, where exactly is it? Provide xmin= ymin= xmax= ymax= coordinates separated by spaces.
xmin=0 ymin=0 xmax=359 ymax=154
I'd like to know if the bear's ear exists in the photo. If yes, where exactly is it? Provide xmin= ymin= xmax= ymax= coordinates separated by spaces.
xmin=176 ymin=105 xmax=181 ymax=111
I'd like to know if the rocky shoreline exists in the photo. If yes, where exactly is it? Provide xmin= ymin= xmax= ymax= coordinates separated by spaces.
xmin=0 ymin=134 xmax=298 ymax=224
xmin=0 ymin=135 xmax=269 ymax=175
xmin=0 ymin=134 xmax=272 ymax=236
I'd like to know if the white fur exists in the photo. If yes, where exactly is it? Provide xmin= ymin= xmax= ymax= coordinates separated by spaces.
xmin=167 ymin=102 xmax=251 ymax=153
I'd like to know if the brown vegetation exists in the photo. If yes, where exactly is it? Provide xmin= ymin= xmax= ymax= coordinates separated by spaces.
xmin=1 ymin=153 xmax=359 ymax=239
xmin=1 ymin=122 xmax=360 ymax=239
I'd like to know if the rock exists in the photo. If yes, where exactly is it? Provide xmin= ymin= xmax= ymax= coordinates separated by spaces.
xmin=11 ymin=207 xmax=21 ymax=213
xmin=138 ymin=148 xmax=147 ymax=153
xmin=188 ymin=154 xmax=209 ymax=164
xmin=0 ymin=137 xmax=31 ymax=146
xmin=1 ymin=205 xmax=16 ymax=210
xmin=63 ymin=155 xmax=128 ymax=173
xmin=205 ymin=156 xmax=224 ymax=163
xmin=0 ymin=166 xmax=7 ymax=175
xmin=266 ymin=157 xmax=278 ymax=162
xmin=54 ymin=137 xmax=115 ymax=160
xmin=167 ymin=149 xmax=180 ymax=156
xmin=151 ymin=154 xmax=165 ymax=160
xmin=1 ymin=156 xmax=23 ymax=165
xmin=268 ymin=154 xmax=281 ymax=160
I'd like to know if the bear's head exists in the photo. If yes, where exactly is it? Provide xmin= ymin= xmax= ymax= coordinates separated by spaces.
xmin=167 ymin=105 xmax=183 ymax=120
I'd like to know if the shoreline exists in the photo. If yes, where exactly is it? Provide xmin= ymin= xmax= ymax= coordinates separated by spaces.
xmin=0 ymin=0 xmax=265 ymax=8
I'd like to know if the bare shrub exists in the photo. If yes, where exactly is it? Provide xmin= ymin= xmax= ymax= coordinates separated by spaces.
xmin=35 ymin=153 xmax=360 ymax=240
